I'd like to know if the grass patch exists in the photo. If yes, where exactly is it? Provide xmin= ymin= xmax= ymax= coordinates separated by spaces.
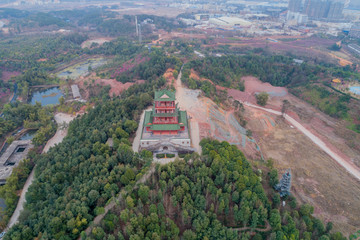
xmin=278 ymin=38 xmax=299 ymax=42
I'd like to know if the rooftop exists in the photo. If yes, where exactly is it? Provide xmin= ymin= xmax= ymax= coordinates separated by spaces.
xmin=150 ymin=124 xmax=181 ymax=131
xmin=0 ymin=140 xmax=33 ymax=184
xmin=154 ymin=89 xmax=176 ymax=102
xmin=71 ymin=84 xmax=81 ymax=99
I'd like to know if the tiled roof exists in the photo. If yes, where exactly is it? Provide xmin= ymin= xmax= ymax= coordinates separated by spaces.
xmin=179 ymin=110 xmax=188 ymax=127
xmin=144 ymin=111 xmax=153 ymax=125
xmin=150 ymin=124 xmax=181 ymax=131
xmin=154 ymin=89 xmax=175 ymax=101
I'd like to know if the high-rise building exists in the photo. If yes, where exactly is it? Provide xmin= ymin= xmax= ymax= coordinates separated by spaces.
xmin=328 ymin=1 xmax=345 ymax=19
xmin=288 ymin=0 xmax=303 ymax=12
xmin=304 ymin=0 xmax=331 ymax=19
xmin=287 ymin=0 xmax=344 ymax=23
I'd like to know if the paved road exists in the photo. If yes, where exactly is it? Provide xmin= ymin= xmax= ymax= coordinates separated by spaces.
xmin=175 ymin=67 xmax=201 ymax=153
xmin=243 ymin=101 xmax=360 ymax=181
xmin=132 ymin=107 xmax=151 ymax=153
xmin=6 ymin=113 xmax=76 ymax=230
xmin=6 ymin=169 xmax=34 ymax=229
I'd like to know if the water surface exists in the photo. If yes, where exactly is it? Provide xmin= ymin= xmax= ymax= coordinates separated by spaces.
xmin=349 ymin=86 xmax=360 ymax=95
xmin=20 ymin=130 xmax=37 ymax=140
xmin=30 ymin=87 xmax=64 ymax=106
xmin=57 ymin=58 xmax=107 ymax=79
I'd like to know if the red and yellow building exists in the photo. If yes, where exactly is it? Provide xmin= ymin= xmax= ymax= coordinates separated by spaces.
xmin=144 ymin=89 xmax=188 ymax=135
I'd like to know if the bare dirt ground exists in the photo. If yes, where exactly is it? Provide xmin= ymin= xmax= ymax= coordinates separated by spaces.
xmin=1 ymin=71 xmax=20 ymax=82
xmin=248 ymin=112 xmax=360 ymax=235
xmin=175 ymin=69 xmax=360 ymax=233
xmin=223 ymin=76 xmax=360 ymax=235
xmin=111 ymin=4 xmax=185 ymax=18
xmin=163 ymin=68 xmax=176 ymax=87
xmin=77 ymin=73 xmax=145 ymax=98
xmin=42 ymin=113 xmax=76 ymax=153
xmin=175 ymin=69 xmax=259 ymax=155
xmin=81 ymin=37 xmax=114 ymax=49
xmin=202 ymin=36 xmax=358 ymax=67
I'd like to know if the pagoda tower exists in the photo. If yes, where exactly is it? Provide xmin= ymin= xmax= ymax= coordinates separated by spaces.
xmin=144 ymin=89 xmax=187 ymax=135
xmin=140 ymin=89 xmax=193 ymax=154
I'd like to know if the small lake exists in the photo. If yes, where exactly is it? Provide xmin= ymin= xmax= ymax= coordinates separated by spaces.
xmin=20 ymin=130 xmax=37 ymax=140
xmin=349 ymin=86 xmax=360 ymax=95
xmin=30 ymin=87 xmax=64 ymax=106
xmin=57 ymin=58 xmax=107 ymax=79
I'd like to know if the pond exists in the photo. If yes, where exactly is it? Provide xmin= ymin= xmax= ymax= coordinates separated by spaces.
xmin=20 ymin=130 xmax=37 ymax=140
xmin=57 ymin=58 xmax=108 ymax=79
xmin=30 ymin=87 xmax=64 ymax=106
xmin=349 ymin=86 xmax=360 ymax=95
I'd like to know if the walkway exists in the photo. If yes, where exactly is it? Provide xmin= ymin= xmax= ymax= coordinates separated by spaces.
xmin=6 ymin=113 xmax=75 ymax=230
xmin=231 ymin=220 xmax=271 ymax=233
xmin=83 ymin=165 xmax=156 ymax=237
xmin=243 ymin=101 xmax=360 ymax=181
xmin=175 ymin=67 xmax=201 ymax=153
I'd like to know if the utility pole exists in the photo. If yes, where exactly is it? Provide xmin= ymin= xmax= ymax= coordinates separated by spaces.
xmin=135 ymin=16 xmax=139 ymax=36
xmin=138 ymin=23 xmax=142 ymax=44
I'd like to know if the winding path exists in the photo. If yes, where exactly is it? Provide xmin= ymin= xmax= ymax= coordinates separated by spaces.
xmin=231 ymin=220 xmax=271 ymax=233
xmin=82 ymin=165 xmax=156 ymax=237
xmin=242 ymin=101 xmax=360 ymax=181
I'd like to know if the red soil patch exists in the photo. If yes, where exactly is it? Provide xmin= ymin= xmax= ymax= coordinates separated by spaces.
xmin=94 ymin=79 xmax=145 ymax=97
xmin=198 ymin=122 xmax=211 ymax=139
xmin=189 ymin=70 xmax=200 ymax=80
xmin=0 ymin=89 xmax=10 ymax=99
xmin=224 ymin=76 xmax=287 ymax=104
xmin=190 ymin=70 xmax=216 ymax=85
xmin=163 ymin=68 xmax=176 ymax=86
xmin=1 ymin=71 xmax=21 ymax=82
xmin=37 ymin=58 xmax=48 ymax=62
xmin=111 ymin=55 xmax=149 ymax=79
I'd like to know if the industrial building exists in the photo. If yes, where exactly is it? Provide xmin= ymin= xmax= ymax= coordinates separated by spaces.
xmin=71 ymin=84 xmax=81 ymax=99
xmin=209 ymin=16 xmax=251 ymax=28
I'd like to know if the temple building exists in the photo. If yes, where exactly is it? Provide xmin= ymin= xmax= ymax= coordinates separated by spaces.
xmin=140 ymin=89 xmax=194 ymax=155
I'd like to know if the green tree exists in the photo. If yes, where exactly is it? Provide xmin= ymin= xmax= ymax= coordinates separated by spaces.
xmin=183 ymin=230 xmax=196 ymax=240
xmin=138 ymin=185 xmax=150 ymax=204
xmin=256 ymin=92 xmax=269 ymax=106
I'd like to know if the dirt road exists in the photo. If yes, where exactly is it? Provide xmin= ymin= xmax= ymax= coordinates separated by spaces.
xmin=243 ymin=101 xmax=360 ymax=181
xmin=175 ymin=68 xmax=201 ymax=153
xmin=132 ymin=109 xmax=146 ymax=153
xmin=6 ymin=113 xmax=76 ymax=230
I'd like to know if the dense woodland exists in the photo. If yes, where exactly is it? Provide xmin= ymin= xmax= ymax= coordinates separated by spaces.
xmin=0 ymin=102 xmax=55 ymax=143
xmin=2 ymin=50 xmax=183 ymax=240
xmin=187 ymin=55 xmax=358 ymax=88
xmin=87 ymin=139 xmax=346 ymax=240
